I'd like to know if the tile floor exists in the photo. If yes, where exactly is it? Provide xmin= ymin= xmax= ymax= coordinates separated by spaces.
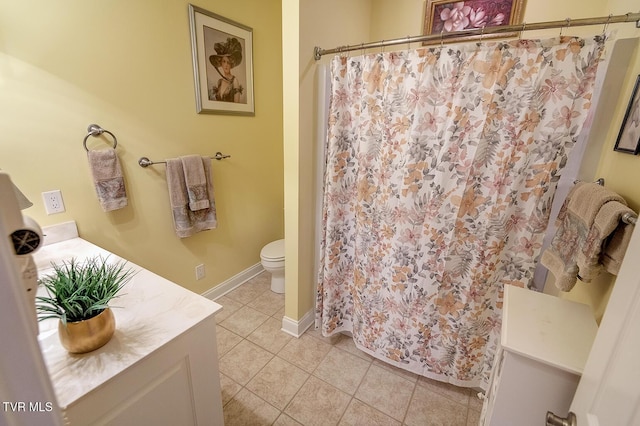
xmin=215 ymin=272 xmax=483 ymax=426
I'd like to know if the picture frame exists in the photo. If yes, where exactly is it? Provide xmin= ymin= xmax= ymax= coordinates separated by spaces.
xmin=614 ymin=75 xmax=640 ymax=155
xmin=423 ymin=0 xmax=526 ymax=45
xmin=188 ymin=4 xmax=254 ymax=115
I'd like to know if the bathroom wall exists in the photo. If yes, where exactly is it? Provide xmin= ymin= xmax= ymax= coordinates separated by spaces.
xmin=284 ymin=0 xmax=372 ymax=321
xmin=0 ymin=0 xmax=284 ymax=295
xmin=287 ymin=0 xmax=640 ymax=323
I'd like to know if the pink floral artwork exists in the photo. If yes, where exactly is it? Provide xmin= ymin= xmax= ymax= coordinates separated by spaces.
xmin=425 ymin=0 xmax=524 ymax=40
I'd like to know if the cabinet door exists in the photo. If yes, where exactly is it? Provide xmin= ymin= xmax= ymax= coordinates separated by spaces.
xmin=99 ymin=357 xmax=198 ymax=425
xmin=483 ymin=351 xmax=579 ymax=426
xmin=65 ymin=318 xmax=223 ymax=425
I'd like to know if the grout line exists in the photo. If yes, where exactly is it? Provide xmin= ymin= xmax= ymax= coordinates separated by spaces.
xmin=400 ymin=379 xmax=418 ymax=425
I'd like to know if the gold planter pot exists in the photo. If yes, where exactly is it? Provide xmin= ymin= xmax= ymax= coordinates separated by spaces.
xmin=58 ymin=308 xmax=115 ymax=354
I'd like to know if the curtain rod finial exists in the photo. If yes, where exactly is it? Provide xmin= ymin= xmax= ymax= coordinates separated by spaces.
xmin=314 ymin=46 xmax=322 ymax=61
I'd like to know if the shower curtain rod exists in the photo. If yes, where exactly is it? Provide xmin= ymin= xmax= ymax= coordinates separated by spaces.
xmin=313 ymin=12 xmax=640 ymax=60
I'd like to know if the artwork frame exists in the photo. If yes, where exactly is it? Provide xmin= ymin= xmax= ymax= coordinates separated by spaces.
xmin=614 ymin=75 xmax=640 ymax=155
xmin=423 ymin=0 xmax=526 ymax=45
xmin=188 ymin=4 xmax=254 ymax=115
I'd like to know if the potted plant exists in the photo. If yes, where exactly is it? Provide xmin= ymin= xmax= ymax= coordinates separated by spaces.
xmin=36 ymin=255 xmax=135 ymax=354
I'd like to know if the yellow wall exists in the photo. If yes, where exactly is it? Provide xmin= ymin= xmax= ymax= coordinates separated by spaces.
xmin=283 ymin=0 xmax=371 ymax=319
xmin=0 ymin=0 xmax=284 ymax=295
xmin=283 ymin=0 xmax=301 ymax=318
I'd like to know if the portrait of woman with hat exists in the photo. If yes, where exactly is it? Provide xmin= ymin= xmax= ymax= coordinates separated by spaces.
xmin=208 ymin=37 xmax=245 ymax=103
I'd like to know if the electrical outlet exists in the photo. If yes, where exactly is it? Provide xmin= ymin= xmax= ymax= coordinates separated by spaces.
xmin=42 ymin=190 xmax=65 ymax=215
xmin=195 ymin=264 xmax=205 ymax=280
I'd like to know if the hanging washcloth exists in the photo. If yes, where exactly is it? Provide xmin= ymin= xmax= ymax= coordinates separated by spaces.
xmin=540 ymin=182 xmax=632 ymax=291
xmin=87 ymin=149 xmax=128 ymax=212
xmin=166 ymin=157 xmax=217 ymax=238
xmin=181 ymin=155 xmax=210 ymax=211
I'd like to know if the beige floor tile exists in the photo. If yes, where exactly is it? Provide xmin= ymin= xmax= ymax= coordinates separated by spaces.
xmin=417 ymin=376 xmax=470 ymax=406
xmin=304 ymin=326 xmax=343 ymax=345
xmin=246 ymin=356 xmax=309 ymax=410
xmin=273 ymin=413 xmax=303 ymax=425
xmin=333 ymin=334 xmax=376 ymax=362
xmin=219 ymin=373 xmax=242 ymax=407
xmin=220 ymin=305 xmax=269 ymax=337
xmin=354 ymin=364 xmax=415 ymax=421
xmin=214 ymin=295 xmax=244 ymax=323
xmin=247 ymin=317 xmax=293 ymax=354
xmin=467 ymin=408 xmax=481 ymax=426
xmin=278 ymin=333 xmax=333 ymax=373
xmin=339 ymin=398 xmax=401 ymax=426
xmin=273 ymin=306 xmax=285 ymax=319
xmin=404 ymin=385 xmax=468 ymax=426
xmin=373 ymin=359 xmax=420 ymax=383
xmin=284 ymin=376 xmax=351 ymax=426
xmin=223 ymin=388 xmax=280 ymax=426
xmin=313 ymin=347 xmax=371 ymax=395
xmin=247 ymin=289 xmax=285 ymax=316
xmin=226 ymin=274 xmax=271 ymax=304
xmin=219 ymin=340 xmax=274 ymax=385
xmin=216 ymin=325 xmax=243 ymax=357
xmin=468 ymin=390 xmax=484 ymax=412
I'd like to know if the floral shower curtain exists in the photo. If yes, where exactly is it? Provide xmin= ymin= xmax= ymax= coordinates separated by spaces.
xmin=316 ymin=36 xmax=605 ymax=390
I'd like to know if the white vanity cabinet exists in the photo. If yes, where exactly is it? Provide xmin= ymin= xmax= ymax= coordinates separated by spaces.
xmin=480 ymin=285 xmax=598 ymax=426
xmin=35 ymin=223 xmax=224 ymax=425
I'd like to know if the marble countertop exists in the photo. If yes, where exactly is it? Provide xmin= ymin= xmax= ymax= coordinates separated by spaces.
xmin=34 ymin=222 xmax=222 ymax=409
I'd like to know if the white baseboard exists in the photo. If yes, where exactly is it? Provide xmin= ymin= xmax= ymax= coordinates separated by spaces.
xmin=201 ymin=263 xmax=315 ymax=338
xmin=201 ymin=263 xmax=264 ymax=301
xmin=281 ymin=309 xmax=315 ymax=338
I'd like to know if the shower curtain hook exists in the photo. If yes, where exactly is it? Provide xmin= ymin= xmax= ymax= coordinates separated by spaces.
xmin=560 ymin=17 xmax=571 ymax=37
xmin=361 ymin=42 xmax=365 ymax=56
xmin=440 ymin=30 xmax=445 ymax=48
xmin=519 ymin=22 xmax=526 ymax=39
xmin=602 ymin=14 xmax=613 ymax=34
xmin=480 ymin=25 xmax=485 ymax=42
xmin=407 ymin=35 xmax=411 ymax=51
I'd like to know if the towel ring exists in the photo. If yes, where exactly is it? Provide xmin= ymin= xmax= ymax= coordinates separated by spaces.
xmin=83 ymin=124 xmax=117 ymax=152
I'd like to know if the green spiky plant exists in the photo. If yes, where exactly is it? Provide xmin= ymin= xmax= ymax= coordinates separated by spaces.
xmin=36 ymin=255 xmax=135 ymax=326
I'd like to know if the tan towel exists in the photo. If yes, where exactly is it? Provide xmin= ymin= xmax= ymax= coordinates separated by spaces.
xmin=540 ymin=182 xmax=631 ymax=291
xmin=166 ymin=157 xmax=216 ymax=238
xmin=181 ymin=155 xmax=210 ymax=211
xmin=87 ymin=149 xmax=128 ymax=212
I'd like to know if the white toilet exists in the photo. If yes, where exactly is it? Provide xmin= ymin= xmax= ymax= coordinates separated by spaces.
xmin=260 ymin=239 xmax=285 ymax=293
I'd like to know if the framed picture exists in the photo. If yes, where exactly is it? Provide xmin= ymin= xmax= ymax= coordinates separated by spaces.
xmin=614 ymin=75 xmax=640 ymax=155
xmin=188 ymin=4 xmax=254 ymax=115
xmin=423 ymin=0 xmax=526 ymax=45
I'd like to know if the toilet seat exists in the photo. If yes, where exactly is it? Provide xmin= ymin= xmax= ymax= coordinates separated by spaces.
xmin=260 ymin=239 xmax=284 ymax=261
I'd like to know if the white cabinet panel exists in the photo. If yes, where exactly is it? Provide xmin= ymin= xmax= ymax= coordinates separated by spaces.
xmin=481 ymin=286 xmax=598 ymax=426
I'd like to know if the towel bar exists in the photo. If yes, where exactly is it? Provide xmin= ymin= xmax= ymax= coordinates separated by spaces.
xmin=138 ymin=152 xmax=231 ymax=168
xmin=83 ymin=124 xmax=117 ymax=152
xmin=622 ymin=212 xmax=637 ymax=226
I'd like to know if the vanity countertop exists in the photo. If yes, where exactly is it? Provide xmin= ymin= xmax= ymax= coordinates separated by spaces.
xmin=34 ymin=222 xmax=222 ymax=410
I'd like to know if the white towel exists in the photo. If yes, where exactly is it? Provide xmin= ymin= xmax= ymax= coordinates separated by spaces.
xmin=87 ymin=149 xmax=128 ymax=212
xmin=181 ymin=155 xmax=210 ymax=211
xmin=166 ymin=157 xmax=217 ymax=238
